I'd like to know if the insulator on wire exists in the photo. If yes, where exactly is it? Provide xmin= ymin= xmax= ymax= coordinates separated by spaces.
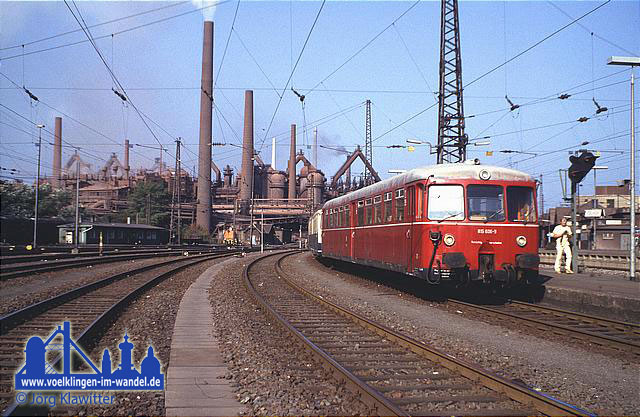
xmin=505 ymin=95 xmax=520 ymax=111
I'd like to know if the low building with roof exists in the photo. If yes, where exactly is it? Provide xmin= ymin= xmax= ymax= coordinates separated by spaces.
xmin=57 ymin=222 xmax=168 ymax=245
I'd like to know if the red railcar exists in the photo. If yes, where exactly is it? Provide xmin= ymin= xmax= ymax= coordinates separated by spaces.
xmin=320 ymin=163 xmax=540 ymax=286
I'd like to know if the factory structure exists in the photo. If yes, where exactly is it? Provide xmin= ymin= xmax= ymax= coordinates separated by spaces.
xmin=32 ymin=21 xmax=380 ymax=245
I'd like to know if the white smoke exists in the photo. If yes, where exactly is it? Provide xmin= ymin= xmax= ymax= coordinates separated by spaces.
xmin=192 ymin=0 xmax=217 ymax=20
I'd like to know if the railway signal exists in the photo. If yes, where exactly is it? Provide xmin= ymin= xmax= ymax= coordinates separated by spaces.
xmin=567 ymin=150 xmax=599 ymax=272
xmin=568 ymin=151 xmax=599 ymax=184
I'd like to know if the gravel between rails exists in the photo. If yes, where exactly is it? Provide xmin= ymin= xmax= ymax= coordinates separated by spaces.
xmin=208 ymin=252 xmax=372 ymax=416
xmin=0 ymin=256 xmax=183 ymax=316
xmin=59 ymin=258 xmax=221 ymax=417
xmin=284 ymin=252 xmax=639 ymax=415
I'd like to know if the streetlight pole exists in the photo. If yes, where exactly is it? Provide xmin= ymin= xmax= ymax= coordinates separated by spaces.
xmin=74 ymin=150 xmax=80 ymax=251
xmin=607 ymin=56 xmax=639 ymax=280
xmin=33 ymin=124 xmax=45 ymax=249
xmin=250 ymin=155 xmax=255 ymax=249
xmin=592 ymin=166 xmax=608 ymax=250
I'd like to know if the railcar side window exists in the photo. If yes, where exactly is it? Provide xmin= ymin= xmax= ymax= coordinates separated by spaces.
xmin=357 ymin=201 xmax=364 ymax=226
xmin=365 ymin=198 xmax=373 ymax=225
xmin=507 ymin=186 xmax=537 ymax=222
xmin=384 ymin=192 xmax=393 ymax=222
xmin=395 ymin=189 xmax=405 ymax=222
xmin=338 ymin=206 xmax=344 ymax=227
xmin=427 ymin=185 xmax=464 ymax=220
xmin=416 ymin=184 xmax=424 ymax=218
xmin=345 ymin=205 xmax=350 ymax=227
xmin=467 ymin=185 xmax=505 ymax=221
xmin=374 ymin=196 xmax=382 ymax=224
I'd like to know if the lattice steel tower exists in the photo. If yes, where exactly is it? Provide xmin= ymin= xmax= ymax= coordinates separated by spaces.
xmin=437 ymin=0 xmax=467 ymax=164
xmin=364 ymin=99 xmax=372 ymax=183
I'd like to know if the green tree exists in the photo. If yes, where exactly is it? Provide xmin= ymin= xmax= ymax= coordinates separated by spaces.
xmin=0 ymin=182 xmax=72 ymax=218
xmin=127 ymin=181 xmax=171 ymax=228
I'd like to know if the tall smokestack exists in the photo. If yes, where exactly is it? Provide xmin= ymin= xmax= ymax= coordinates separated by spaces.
xmin=288 ymin=124 xmax=296 ymax=201
xmin=239 ymin=90 xmax=254 ymax=214
xmin=53 ymin=117 xmax=62 ymax=188
xmin=196 ymin=21 xmax=214 ymax=233
xmin=124 ymin=139 xmax=130 ymax=181
xmin=271 ymin=137 xmax=276 ymax=170
xmin=313 ymin=127 xmax=318 ymax=168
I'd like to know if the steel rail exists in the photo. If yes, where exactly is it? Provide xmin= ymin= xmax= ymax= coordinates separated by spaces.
xmin=244 ymin=251 xmax=405 ymax=416
xmin=0 ymin=249 xmax=220 ymax=280
xmin=0 ymin=251 xmax=227 ymax=333
xmin=448 ymin=299 xmax=640 ymax=355
xmin=0 ymin=248 xmax=190 ymax=265
xmin=247 ymin=251 xmax=592 ymax=416
xmin=1 ymin=250 xmax=239 ymax=417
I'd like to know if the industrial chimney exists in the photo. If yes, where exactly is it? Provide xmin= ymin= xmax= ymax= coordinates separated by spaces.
xmin=239 ymin=90 xmax=254 ymax=214
xmin=196 ymin=21 xmax=214 ymax=233
xmin=288 ymin=124 xmax=296 ymax=201
xmin=271 ymin=137 xmax=277 ymax=170
xmin=52 ymin=117 xmax=62 ymax=188
xmin=124 ymin=139 xmax=130 ymax=182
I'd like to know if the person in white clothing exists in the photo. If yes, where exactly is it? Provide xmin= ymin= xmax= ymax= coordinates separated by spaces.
xmin=551 ymin=217 xmax=573 ymax=273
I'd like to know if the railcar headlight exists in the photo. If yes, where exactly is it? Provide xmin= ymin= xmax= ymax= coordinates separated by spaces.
xmin=516 ymin=235 xmax=527 ymax=247
xmin=479 ymin=169 xmax=491 ymax=180
xmin=443 ymin=234 xmax=455 ymax=246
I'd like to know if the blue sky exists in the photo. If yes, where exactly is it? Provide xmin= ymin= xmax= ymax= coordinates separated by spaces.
xmin=1 ymin=0 xmax=638 ymax=210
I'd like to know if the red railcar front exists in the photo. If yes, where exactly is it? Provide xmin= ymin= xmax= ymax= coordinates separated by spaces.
xmin=320 ymin=163 xmax=540 ymax=287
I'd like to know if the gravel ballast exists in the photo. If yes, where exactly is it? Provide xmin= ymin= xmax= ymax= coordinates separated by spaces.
xmin=61 ymin=257 xmax=221 ymax=416
xmin=0 ymin=256 xmax=183 ymax=315
xmin=283 ymin=252 xmax=639 ymax=415
xmin=208 ymin=252 xmax=371 ymax=416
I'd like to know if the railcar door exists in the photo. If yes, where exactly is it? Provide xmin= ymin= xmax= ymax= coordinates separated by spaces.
xmin=406 ymin=185 xmax=415 ymax=271
xmin=410 ymin=184 xmax=425 ymax=273
xmin=349 ymin=201 xmax=357 ymax=260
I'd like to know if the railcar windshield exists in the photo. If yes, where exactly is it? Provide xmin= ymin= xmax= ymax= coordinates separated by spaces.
xmin=428 ymin=185 xmax=464 ymax=220
xmin=507 ymin=186 xmax=537 ymax=222
xmin=467 ymin=185 xmax=505 ymax=221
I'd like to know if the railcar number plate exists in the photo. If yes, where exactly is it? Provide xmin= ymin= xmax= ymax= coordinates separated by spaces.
xmin=477 ymin=229 xmax=497 ymax=234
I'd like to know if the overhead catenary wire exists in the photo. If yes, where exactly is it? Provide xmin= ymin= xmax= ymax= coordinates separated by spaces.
xmin=0 ymin=1 xmax=231 ymax=62
xmin=303 ymin=0 xmax=421 ymax=96
xmin=465 ymin=0 xmax=612 ymax=90
xmin=258 ymin=0 xmax=327 ymax=152
xmin=0 ymin=1 xmax=190 ymax=51
xmin=375 ymin=0 xmax=614 ymax=145
xmin=546 ymin=1 xmax=637 ymax=56
xmin=63 ymin=0 xmax=180 ymax=165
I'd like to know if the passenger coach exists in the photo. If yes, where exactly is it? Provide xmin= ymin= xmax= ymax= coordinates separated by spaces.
xmin=318 ymin=162 xmax=540 ymax=286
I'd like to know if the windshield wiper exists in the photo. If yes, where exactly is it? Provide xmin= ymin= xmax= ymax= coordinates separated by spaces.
xmin=437 ymin=211 xmax=463 ymax=223
xmin=484 ymin=208 xmax=504 ymax=223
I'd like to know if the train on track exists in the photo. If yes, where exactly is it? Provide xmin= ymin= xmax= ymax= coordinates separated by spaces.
xmin=308 ymin=162 xmax=540 ymax=287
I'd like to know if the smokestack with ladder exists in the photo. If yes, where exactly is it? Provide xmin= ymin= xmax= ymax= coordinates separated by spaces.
xmin=288 ymin=124 xmax=297 ymax=201
xmin=196 ymin=21 xmax=214 ymax=233
xmin=53 ymin=117 xmax=62 ymax=188
xmin=239 ymin=90 xmax=254 ymax=215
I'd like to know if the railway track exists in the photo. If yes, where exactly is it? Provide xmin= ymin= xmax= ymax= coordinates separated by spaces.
xmin=245 ymin=251 xmax=592 ymax=416
xmin=0 ymin=250 xmax=237 ymax=415
xmin=448 ymin=299 xmax=640 ymax=356
xmin=0 ymin=249 xmax=220 ymax=280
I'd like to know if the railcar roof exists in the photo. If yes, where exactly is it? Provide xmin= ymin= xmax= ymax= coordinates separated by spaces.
xmin=324 ymin=163 xmax=533 ymax=209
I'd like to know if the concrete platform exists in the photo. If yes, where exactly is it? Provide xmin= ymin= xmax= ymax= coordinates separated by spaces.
xmin=538 ymin=269 xmax=640 ymax=323
xmin=165 ymin=257 xmax=242 ymax=417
